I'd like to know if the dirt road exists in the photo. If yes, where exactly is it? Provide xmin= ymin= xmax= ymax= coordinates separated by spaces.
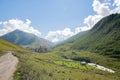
xmin=0 ymin=51 xmax=18 ymax=80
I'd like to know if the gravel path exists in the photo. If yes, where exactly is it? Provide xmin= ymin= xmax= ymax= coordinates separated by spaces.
xmin=0 ymin=51 xmax=18 ymax=80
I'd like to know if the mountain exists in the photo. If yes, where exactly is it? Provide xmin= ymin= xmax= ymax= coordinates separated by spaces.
xmin=1 ymin=30 xmax=53 ymax=52
xmin=58 ymin=14 xmax=120 ymax=57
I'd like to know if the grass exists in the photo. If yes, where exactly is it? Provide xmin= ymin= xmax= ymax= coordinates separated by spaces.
xmin=54 ymin=45 xmax=120 ymax=72
xmin=0 ymin=38 xmax=120 ymax=80
xmin=13 ymin=50 xmax=119 ymax=80
xmin=0 ymin=38 xmax=28 ymax=56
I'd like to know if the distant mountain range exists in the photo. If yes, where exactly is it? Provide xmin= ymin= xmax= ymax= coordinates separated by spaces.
xmin=58 ymin=14 xmax=120 ymax=57
xmin=1 ymin=30 xmax=53 ymax=52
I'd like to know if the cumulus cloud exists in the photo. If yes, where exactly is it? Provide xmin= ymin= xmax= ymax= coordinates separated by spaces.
xmin=45 ymin=28 xmax=74 ymax=42
xmin=75 ymin=26 xmax=91 ymax=34
xmin=45 ymin=26 xmax=91 ymax=42
xmin=112 ymin=0 xmax=120 ymax=13
xmin=84 ymin=15 xmax=103 ymax=27
xmin=0 ymin=19 xmax=41 ymax=36
xmin=92 ymin=0 xmax=110 ymax=16
xmin=113 ymin=0 xmax=120 ymax=7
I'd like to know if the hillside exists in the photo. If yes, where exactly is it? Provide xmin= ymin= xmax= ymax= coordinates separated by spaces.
xmin=1 ymin=30 xmax=53 ymax=52
xmin=59 ymin=14 xmax=120 ymax=57
xmin=0 ymin=38 xmax=27 ymax=56
xmin=0 ymin=35 xmax=119 ymax=80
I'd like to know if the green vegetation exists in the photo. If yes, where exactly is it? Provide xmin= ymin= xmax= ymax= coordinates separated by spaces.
xmin=13 ymin=51 xmax=119 ymax=80
xmin=0 ymin=38 xmax=27 ymax=54
xmin=57 ymin=47 xmax=120 ymax=71
xmin=60 ymin=14 xmax=120 ymax=57
xmin=0 ymin=37 xmax=31 ymax=64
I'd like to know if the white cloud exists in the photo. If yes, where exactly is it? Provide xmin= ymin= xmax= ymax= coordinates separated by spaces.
xmin=75 ymin=26 xmax=90 ymax=34
xmin=84 ymin=15 xmax=103 ymax=28
xmin=111 ymin=0 xmax=120 ymax=13
xmin=45 ymin=28 xmax=74 ymax=42
xmin=0 ymin=19 xmax=41 ymax=36
xmin=45 ymin=26 xmax=91 ymax=42
xmin=113 ymin=0 xmax=120 ymax=7
xmin=104 ymin=0 xmax=111 ymax=2
xmin=92 ymin=0 xmax=110 ymax=16
xmin=26 ymin=19 xmax=31 ymax=25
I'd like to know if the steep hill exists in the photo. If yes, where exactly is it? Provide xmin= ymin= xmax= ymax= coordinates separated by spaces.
xmin=0 ymin=38 xmax=27 ymax=55
xmin=1 ymin=30 xmax=53 ymax=52
xmin=59 ymin=14 xmax=120 ymax=57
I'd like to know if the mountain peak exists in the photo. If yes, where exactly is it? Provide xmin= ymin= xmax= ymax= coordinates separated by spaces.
xmin=13 ymin=29 xmax=23 ymax=32
xmin=1 ymin=30 xmax=53 ymax=52
xmin=12 ymin=29 xmax=31 ymax=35
xmin=92 ymin=13 xmax=120 ymax=32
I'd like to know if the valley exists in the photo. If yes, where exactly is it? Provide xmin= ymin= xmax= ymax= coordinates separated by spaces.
xmin=13 ymin=50 xmax=120 ymax=80
xmin=1 ymin=0 xmax=120 ymax=79
xmin=0 ymin=14 xmax=120 ymax=80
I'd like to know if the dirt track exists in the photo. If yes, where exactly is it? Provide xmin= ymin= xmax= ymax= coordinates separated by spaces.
xmin=0 ymin=51 xmax=18 ymax=80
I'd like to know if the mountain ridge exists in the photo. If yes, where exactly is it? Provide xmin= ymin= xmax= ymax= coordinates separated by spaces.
xmin=58 ymin=14 xmax=120 ymax=57
xmin=1 ymin=29 xmax=53 ymax=52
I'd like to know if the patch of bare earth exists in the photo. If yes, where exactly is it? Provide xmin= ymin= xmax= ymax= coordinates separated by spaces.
xmin=0 ymin=51 xmax=18 ymax=80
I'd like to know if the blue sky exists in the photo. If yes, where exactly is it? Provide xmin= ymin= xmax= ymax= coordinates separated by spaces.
xmin=0 ymin=0 xmax=92 ymax=32
xmin=0 ymin=0 xmax=120 ymax=42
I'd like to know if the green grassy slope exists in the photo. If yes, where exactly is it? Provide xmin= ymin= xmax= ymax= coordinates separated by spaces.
xmin=55 ymin=31 xmax=88 ymax=47
xmin=61 ymin=14 xmax=120 ymax=57
xmin=0 ymin=38 xmax=27 ymax=55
